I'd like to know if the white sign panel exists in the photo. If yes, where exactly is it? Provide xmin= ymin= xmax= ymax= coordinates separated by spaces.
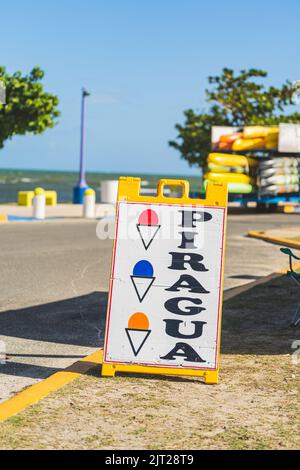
xmin=279 ymin=124 xmax=300 ymax=153
xmin=103 ymin=202 xmax=226 ymax=371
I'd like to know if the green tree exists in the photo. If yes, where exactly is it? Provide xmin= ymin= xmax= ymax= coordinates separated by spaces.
xmin=0 ymin=66 xmax=60 ymax=149
xmin=169 ymin=68 xmax=300 ymax=169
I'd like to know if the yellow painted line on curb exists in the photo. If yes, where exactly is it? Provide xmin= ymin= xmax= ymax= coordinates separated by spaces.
xmin=248 ymin=230 xmax=300 ymax=251
xmin=277 ymin=262 xmax=300 ymax=274
xmin=0 ymin=349 xmax=103 ymax=423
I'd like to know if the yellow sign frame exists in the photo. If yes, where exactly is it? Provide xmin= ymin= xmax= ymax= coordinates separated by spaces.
xmin=101 ymin=177 xmax=228 ymax=384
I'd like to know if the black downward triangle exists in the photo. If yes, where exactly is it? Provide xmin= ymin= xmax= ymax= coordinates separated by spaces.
xmin=130 ymin=275 xmax=155 ymax=302
xmin=125 ymin=328 xmax=151 ymax=356
xmin=136 ymin=224 xmax=161 ymax=250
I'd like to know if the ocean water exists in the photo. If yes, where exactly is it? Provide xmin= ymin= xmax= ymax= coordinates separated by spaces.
xmin=0 ymin=169 xmax=202 ymax=204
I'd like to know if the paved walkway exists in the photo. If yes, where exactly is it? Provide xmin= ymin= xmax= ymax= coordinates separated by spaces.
xmin=224 ymin=213 xmax=295 ymax=290
xmin=0 ymin=203 xmax=115 ymax=219
xmin=0 ymin=213 xmax=299 ymax=402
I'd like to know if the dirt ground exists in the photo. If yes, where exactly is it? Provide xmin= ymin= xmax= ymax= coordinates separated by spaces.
xmin=0 ymin=274 xmax=299 ymax=450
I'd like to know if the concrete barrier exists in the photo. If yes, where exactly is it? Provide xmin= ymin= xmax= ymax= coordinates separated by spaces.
xmin=33 ymin=188 xmax=46 ymax=220
xmin=18 ymin=191 xmax=34 ymax=207
xmin=100 ymin=180 xmax=119 ymax=204
xmin=18 ymin=190 xmax=57 ymax=207
xmin=83 ymin=188 xmax=96 ymax=219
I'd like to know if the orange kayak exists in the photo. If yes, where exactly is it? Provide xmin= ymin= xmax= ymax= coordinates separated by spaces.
xmin=217 ymin=141 xmax=232 ymax=151
xmin=219 ymin=132 xmax=243 ymax=144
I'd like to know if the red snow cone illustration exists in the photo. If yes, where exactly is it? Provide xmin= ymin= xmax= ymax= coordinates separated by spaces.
xmin=136 ymin=209 xmax=160 ymax=250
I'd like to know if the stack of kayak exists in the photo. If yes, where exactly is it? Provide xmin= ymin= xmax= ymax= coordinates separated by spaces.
xmin=215 ymin=126 xmax=279 ymax=152
xmin=258 ymin=157 xmax=300 ymax=195
xmin=204 ymin=153 xmax=257 ymax=194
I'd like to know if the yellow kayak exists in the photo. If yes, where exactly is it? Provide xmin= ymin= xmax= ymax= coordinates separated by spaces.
xmin=265 ymin=134 xmax=279 ymax=150
xmin=208 ymin=153 xmax=257 ymax=167
xmin=207 ymin=162 xmax=246 ymax=174
xmin=232 ymin=137 xmax=265 ymax=151
xmin=265 ymin=140 xmax=278 ymax=150
xmin=227 ymin=182 xmax=253 ymax=194
xmin=204 ymin=180 xmax=253 ymax=194
xmin=265 ymin=127 xmax=279 ymax=138
xmin=204 ymin=172 xmax=253 ymax=184
xmin=243 ymin=126 xmax=279 ymax=139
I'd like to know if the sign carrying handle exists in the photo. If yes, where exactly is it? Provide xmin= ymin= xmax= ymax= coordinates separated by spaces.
xmin=157 ymin=179 xmax=190 ymax=199
xmin=117 ymin=176 xmax=227 ymax=207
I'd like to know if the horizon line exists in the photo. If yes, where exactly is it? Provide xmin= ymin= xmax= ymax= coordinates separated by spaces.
xmin=0 ymin=167 xmax=201 ymax=176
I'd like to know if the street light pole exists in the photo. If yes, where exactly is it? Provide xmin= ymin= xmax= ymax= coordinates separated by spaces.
xmin=73 ymin=87 xmax=90 ymax=204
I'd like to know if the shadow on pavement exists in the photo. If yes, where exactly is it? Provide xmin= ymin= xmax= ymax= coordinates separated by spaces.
xmin=0 ymin=292 xmax=107 ymax=381
xmin=0 ymin=291 xmax=107 ymax=348
xmin=0 ymin=362 xmax=59 ymax=379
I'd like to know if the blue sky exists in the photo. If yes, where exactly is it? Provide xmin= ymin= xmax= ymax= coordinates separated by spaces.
xmin=1 ymin=0 xmax=300 ymax=175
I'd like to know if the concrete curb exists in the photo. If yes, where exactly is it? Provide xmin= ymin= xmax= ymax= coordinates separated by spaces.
xmin=248 ymin=230 xmax=300 ymax=250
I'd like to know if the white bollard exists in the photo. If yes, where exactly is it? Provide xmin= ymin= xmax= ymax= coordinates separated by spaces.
xmin=100 ymin=180 xmax=119 ymax=204
xmin=33 ymin=187 xmax=46 ymax=220
xmin=83 ymin=188 xmax=96 ymax=219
